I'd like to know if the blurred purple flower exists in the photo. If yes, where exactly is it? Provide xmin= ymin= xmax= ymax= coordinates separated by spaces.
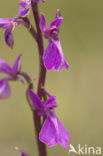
xmin=20 ymin=150 xmax=30 ymax=156
xmin=0 ymin=17 xmax=28 ymax=48
xmin=15 ymin=147 xmax=30 ymax=156
xmin=0 ymin=18 xmax=19 ymax=47
xmin=28 ymin=89 xmax=70 ymax=148
xmin=0 ymin=55 xmax=23 ymax=99
xmin=18 ymin=0 xmax=31 ymax=17
xmin=21 ymin=152 xmax=30 ymax=156
xmin=40 ymin=10 xmax=69 ymax=71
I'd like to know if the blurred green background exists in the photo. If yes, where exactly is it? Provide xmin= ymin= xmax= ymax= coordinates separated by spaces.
xmin=0 ymin=0 xmax=103 ymax=156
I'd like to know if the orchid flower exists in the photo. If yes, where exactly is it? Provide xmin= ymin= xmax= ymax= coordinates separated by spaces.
xmin=40 ymin=11 xmax=69 ymax=71
xmin=0 ymin=55 xmax=23 ymax=99
xmin=28 ymin=89 xmax=70 ymax=148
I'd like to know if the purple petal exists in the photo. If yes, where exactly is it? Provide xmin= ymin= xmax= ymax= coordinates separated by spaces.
xmin=43 ymin=39 xmax=69 ymax=71
xmin=57 ymin=118 xmax=70 ymax=148
xmin=40 ymin=112 xmax=70 ymax=148
xmin=0 ymin=58 xmax=13 ymax=74
xmin=39 ymin=116 xmax=58 ymax=146
xmin=0 ymin=79 xmax=11 ymax=99
xmin=45 ymin=96 xmax=58 ymax=109
xmin=18 ymin=7 xmax=30 ymax=17
xmin=49 ymin=17 xmax=63 ymax=29
xmin=28 ymin=89 xmax=44 ymax=110
xmin=40 ymin=14 xmax=46 ymax=31
xmin=5 ymin=26 xmax=14 ymax=48
xmin=43 ymin=40 xmax=61 ymax=70
xmin=19 ymin=1 xmax=27 ymax=8
xmin=41 ymin=88 xmax=57 ymax=108
xmin=52 ymin=39 xmax=69 ymax=70
xmin=18 ymin=0 xmax=31 ymax=17
xmin=12 ymin=55 xmax=22 ymax=73
xmin=0 ymin=18 xmax=12 ymax=29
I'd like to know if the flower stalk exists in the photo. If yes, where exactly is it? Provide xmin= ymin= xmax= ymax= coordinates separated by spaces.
xmin=31 ymin=2 xmax=47 ymax=156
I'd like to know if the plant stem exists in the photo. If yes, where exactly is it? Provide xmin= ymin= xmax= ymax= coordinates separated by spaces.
xmin=31 ymin=2 xmax=47 ymax=156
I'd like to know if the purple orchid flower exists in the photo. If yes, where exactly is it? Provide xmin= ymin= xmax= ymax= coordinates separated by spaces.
xmin=28 ymin=89 xmax=70 ymax=148
xmin=0 ymin=55 xmax=23 ymax=99
xmin=0 ymin=18 xmax=22 ymax=48
xmin=0 ymin=18 xmax=19 ymax=47
xmin=0 ymin=16 xmax=28 ymax=48
xmin=18 ymin=0 xmax=31 ymax=17
xmin=40 ymin=10 xmax=69 ymax=71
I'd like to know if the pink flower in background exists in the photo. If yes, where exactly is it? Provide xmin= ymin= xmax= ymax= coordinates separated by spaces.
xmin=0 ymin=18 xmax=28 ymax=47
xmin=0 ymin=55 xmax=23 ymax=99
xmin=15 ymin=147 xmax=31 ymax=156
xmin=0 ymin=18 xmax=19 ymax=47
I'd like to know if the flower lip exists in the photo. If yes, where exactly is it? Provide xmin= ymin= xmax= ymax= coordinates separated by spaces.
xmin=43 ymin=39 xmax=69 ymax=71
xmin=39 ymin=112 xmax=70 ymax=148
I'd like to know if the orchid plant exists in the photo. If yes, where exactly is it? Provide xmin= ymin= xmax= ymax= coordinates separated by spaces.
xmin=0 ymin=0 xmax=70 ymax=156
